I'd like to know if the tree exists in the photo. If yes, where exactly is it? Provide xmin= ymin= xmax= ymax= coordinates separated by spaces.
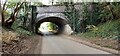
xmin=1 ymin=0 xmax=24 ymax=28
xmin=0 ymin=1 xmax=2 ymax=23
xmin=5 ymin=2 xmax=24 ymax=28
xmin=64 ymin=0 xmax=82 ymax=32
xmin=1 ymin=0 xmax=7 ymax=26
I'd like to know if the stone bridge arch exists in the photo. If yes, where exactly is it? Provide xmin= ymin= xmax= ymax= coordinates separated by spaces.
xmin=35 ymin=13 xmax=73 ymax=35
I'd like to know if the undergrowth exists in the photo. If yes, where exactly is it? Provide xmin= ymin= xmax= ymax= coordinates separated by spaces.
xmin=2 ymin=28 xmax=18 ymax=43
xmin=79 ymin=19 xmax=120 ymax=40
xmin=12 ymin=19 xmax=33 ymax=36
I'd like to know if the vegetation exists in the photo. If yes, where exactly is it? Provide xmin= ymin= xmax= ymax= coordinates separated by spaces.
xmin=64 ymin=1 xmax=81 ymax=32
xmin=1 ymin=0 xmax=120 ymax=52
xmin=79 ymin=2 xmax=120 ymax=40
xmin=1 ymin=0 xmax=24 ymax=28
xmin=62 ymin=2 xmax=120 ymax=40
xmin=62 ymin=2 xmax=120 ymax=50
xmin=47 ymin=22 xmax=58 ymax=31
xmin=2 ymin=28 xmax=18 ymax=43
xmin=1 ymin=1 xmax=43 ymax=54
xmin=1 ymin=0 xmax=43 ymax=43
xmin=79 ymin=19 xmax=120 ymax=40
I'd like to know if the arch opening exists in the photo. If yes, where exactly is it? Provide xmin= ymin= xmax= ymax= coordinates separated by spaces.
xmin=38 ymin=22 xmax=59 ymax=35
xmin=35 ymin=17 xmax=67 ymax=35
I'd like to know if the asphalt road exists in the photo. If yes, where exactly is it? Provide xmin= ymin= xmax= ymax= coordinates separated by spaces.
xmin=35 ymin=35 xmax=110 ymax=54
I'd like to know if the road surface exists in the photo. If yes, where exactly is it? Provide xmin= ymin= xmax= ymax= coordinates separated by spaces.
xmin=34 ymin=35 xmax=110 ymax=54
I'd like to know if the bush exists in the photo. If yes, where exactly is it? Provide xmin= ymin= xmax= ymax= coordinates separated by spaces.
xmin=79 ymin=19 xmax=120 ymax=40
xmin=11 ymin=18 xmax=33 ymax=36
xmin=15 ymin=27 xmax=32 ymax=36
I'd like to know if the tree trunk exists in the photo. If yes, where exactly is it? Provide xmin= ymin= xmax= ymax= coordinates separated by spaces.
xmin=107 ymin=5 xmax=115 ymax=20
xmin=5 ymin=2 xmax=24 ymax=28
xmin=1 ymin=1 xmax=7 ymax=26
xmin=5 ymin=13 xmax=15 ymax=28
xmin=0 ymin=2 xmax=2 ymax=23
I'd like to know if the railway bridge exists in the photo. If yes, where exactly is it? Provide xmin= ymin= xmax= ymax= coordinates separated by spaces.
xmin=29 ymin=6 xmax=74 ymax=35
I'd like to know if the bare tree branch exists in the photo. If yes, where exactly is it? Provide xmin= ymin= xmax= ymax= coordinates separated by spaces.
xmin=1 ymin=0 xmax=7 ymax=26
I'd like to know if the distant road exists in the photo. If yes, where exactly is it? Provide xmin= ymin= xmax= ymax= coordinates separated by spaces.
xmin=34 ymin=35 xmax=110 ymax=54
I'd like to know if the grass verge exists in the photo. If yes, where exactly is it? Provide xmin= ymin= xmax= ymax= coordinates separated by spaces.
xmin=78 ymin=19 xmax=120 ymax=50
